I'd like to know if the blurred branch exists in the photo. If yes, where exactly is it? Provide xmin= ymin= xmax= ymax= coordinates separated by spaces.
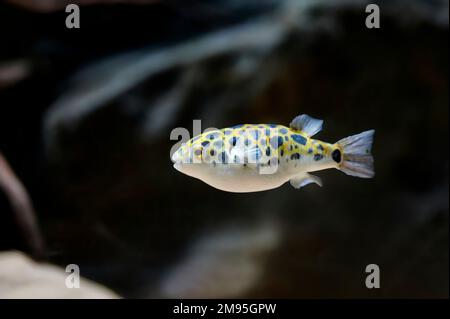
xmin=0 ymin=59 xmax=31 ymax=89
xmin=6 ymin=0 xmax=159 ymax=13
xmin=0 ymin=152 xmax=45 ymax=259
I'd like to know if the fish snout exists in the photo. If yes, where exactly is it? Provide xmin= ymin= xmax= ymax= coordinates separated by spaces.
xmin=171 ymin=150 xmax=182 ymax=164
xmin=171 ymin=151 xmax=184 ymax=172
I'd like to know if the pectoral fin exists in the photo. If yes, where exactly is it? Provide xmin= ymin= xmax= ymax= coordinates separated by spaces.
xmin=289 ymin=173 xmax=323 ymax=189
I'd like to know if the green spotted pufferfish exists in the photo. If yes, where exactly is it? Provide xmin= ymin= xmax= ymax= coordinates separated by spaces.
xmin=171 ymin=114 xmax=374 ymax=193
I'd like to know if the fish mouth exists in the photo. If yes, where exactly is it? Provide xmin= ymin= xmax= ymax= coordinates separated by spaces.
xmin=171 ymin=151 xmax=184 ymax=172
xmin=173 ymin=162 xmax=183 ymax=172
xmin=171 ymin=151 xmax=181 ymax=164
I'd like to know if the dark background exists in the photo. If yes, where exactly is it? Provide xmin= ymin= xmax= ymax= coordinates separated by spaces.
xmin=0 ymin=0 xmax=448 ymax=298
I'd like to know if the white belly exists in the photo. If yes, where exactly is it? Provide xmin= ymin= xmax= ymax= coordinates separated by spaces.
xmin=176 ymin=163 xmax=296 ymax=193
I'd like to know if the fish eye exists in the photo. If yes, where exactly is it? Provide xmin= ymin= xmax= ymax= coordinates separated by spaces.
xmin=332 ymin=149 xmax=341 ymax=163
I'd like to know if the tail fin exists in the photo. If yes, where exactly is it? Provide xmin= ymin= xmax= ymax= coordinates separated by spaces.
xmin=336 ymin=130 xmax=375 ymax=178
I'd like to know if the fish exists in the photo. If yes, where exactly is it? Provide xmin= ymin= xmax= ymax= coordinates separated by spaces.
xmin=171 ymin=114 xmax=374 ymax=193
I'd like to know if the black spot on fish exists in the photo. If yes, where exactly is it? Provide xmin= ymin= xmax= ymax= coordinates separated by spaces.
xmin=332 ymin=149 xmax=342 ymax=163
xmin=251 ymin=129 xmax=260 ymax=140
xmin=317 ymin=144 xmax=324 ymax=151
xmin=265 ymin=128 xmax=271 ymax=136
xmin=260 ymin=138 xmax=266 ymax=146
xmin=285 ymin=136 xmax=289 ymax=141
xmin=280 ymin=149 xmax=284 ymax=156
xmin=279 ymin=127 xmax=288 ymax=134
xmin=220 ymin=152 xmax=228 ymax=163
xmin=308 ymin=148 xmax=313 ymax=154
xmin=266 ymin=147 xmax=271 ymax=156
xmin=269 ymin=124 xmax=277 ymax=128
xmin=210 ymin=150 xmax=216 ymax=156
xmin=194 ymin=149 xmax=202 ymax=156
xmin=314 ymin=154 xmax=323 ymax=161
xmin=254 ymin=147 xmax=262 ymax=161
xmin=292 ymin=134 xmax=307 ymax=145
xmin=270 ymin=136 xmax=284 ymax=149
xmin=291 ymin=153 xmax=300 ymax=160
xmin=201 ymin=141 xmax=210 ymax=147
xmin=244 ymin=138 xmax=251 ymax=146
xmin=230 ymin=137 xmax=238 ymax=146
xmin=224 ymin=130 xmax=232 ymax=135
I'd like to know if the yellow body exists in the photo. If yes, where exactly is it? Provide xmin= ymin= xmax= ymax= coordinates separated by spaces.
xmin=180 ymin=124 xmax=336 ymax=166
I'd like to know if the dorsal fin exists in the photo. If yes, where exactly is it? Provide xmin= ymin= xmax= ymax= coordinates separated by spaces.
xmin=289 ymin=114 xmax=323 ymax=137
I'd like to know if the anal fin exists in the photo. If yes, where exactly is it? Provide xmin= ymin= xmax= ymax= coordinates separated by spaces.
xmin=290 ymin=173 xmax=323 ymax=189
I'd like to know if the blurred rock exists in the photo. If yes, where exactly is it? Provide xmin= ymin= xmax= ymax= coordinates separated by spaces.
xmin=158 ymin=221 xmax=280 ymax=298
xmin=0 ymin=251 xmax=119 ymax=298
